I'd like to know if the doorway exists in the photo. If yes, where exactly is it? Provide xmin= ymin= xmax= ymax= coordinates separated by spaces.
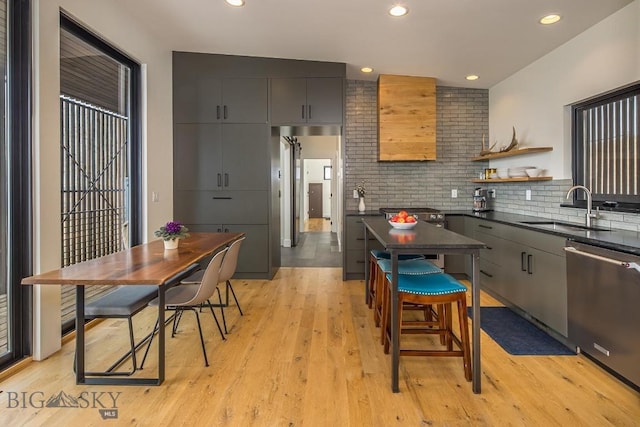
xmin=309 ymin=182 xmax=323 ymax=218
xmin=279 ymin=132 xmax=342 ymax=267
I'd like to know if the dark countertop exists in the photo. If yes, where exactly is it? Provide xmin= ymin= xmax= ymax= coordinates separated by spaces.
xmin=345 ymin=210 xmax=385 ymax=216
xmin=445 ymin=210 xmax=640 ymax=256
xmin=361 ymin=216 xmax=485 ymax=252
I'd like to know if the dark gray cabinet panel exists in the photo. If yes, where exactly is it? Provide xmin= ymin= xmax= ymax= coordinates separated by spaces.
xmin=174 ymin=76 xmax=267 ymax=124
xmin=343 ymin=215 xmax=384 ymax=280
xmin=222 ymin=124 xmax=269 ymax=191
xmin=174 ymin=124 xmax=269 ymax=191
xmin=174 ymin=76 xmax=221 ymax=123
xmin=186 ymin=223 xmax=269 ymax=274
xmin=306 ymin=78 xmax=343 ymax=124
xmin=271 ymin=77 xmax=343 ymax=125
xmin=174 ymin=190 xmax=269 ymax=225
xmin=444 ymin=216 xmax=466 ymax=274
xmin=174 ymin=124 xmax=222 ymax=191
xmin=221 ymin=79 xmax=268 ymax=123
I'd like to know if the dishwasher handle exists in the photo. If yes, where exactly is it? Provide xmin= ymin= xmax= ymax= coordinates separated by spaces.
xmin=564 ymin=246 xmax=640 ymax=272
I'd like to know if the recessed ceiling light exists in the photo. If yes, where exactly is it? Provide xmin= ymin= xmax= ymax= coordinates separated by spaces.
xmin=361 ymin=67 xmax=374 ymax=73
xmin=226 ymin=0 xmax=245 ymax=7
xmin=539 ymin=14 xmax=561 ymax=25
xmin=466 ymin=75 xmax=479 ymax=81
xmin=389 ymin=5 xmax=408 ymax=17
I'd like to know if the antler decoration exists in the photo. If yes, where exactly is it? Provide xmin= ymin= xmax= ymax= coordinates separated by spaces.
xmin=479 ymin=134 xmax=497 ymax=157
xmin=499 ymin=126 xmax=519 ymax=152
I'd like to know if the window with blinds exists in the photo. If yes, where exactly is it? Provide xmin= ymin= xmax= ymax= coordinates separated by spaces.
xmin=572 ymin=83 xmax=640 ymax=208
xmin=59 ymin=14 xmax=141 ymax=331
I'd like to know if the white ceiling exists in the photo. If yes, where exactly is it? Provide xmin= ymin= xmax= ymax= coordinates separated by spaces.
xmin=118 ymin=0 xmax=633 ymax=88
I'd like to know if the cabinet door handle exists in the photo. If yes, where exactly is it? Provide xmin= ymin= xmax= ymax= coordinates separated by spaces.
xmin=521 ymin=252 xmax=527 ymax=271
xmin=527 ymin=254 xmax=533 ymax=274
xmin=224 ymin=173 xmax=229 ymax=187
xmin=217 ymin=173 xmax=222 ymax=187
xmin=212 ymin=197 xmax=232 ymax=200
xmin=485 ymin=245 xmax=493 ymax=250
xmin=480 ymin=269 xmax=493 ymax=278
xmin=356 ymin=260 xmax=365 ymax=264
xmin=308 ymin=105 xmax=312 ymax=119
xmin=223 ymin=105 xmax=228 ymax=120
xmin=479 ymin=224 xmax=493 ymax=230
xmin=216 ymin=105 xmax=221 ymax=120
xmin=301 ymin=105 xmax=305 ymax=119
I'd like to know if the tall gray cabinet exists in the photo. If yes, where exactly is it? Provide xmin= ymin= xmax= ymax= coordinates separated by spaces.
xmin=172 ymin=52 xmax=345 ymax=279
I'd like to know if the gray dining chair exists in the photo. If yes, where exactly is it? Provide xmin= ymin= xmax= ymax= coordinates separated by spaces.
xmin=140 ymin=247 xmax=228 ymax=367
xmin=180 ymin=236 xmax=245 ymax=334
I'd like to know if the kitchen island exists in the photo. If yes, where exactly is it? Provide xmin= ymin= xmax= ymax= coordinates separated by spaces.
xmin=361 ymin=217 xmax=486 ymax=393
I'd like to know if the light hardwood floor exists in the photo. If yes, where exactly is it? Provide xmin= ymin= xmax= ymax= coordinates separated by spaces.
xmin=2 ymin=268 xmax=639 ymax=426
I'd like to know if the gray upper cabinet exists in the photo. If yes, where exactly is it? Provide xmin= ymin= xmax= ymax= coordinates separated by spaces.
xmin=174 ymin=76 xmax=268 ymax=124
xmin=270 ymin=77 xmax=343 ymax=125
xmin=174 ymin=123 xmax=268 ymax=191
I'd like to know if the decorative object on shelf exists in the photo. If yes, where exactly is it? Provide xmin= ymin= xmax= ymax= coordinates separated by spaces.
xmin=155 ymin=220 xmax=189 ymax=250
xmin=356 ymin=180 xmax=366 ymax=212
xmin=499 ymin=126 xmax=519 ymax=153
xmin=479 ymin=134 xmax=497 ymax=157
xmin=525 ymin=168 xmax=543 ymax=177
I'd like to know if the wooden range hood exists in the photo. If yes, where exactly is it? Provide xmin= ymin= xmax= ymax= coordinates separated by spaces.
xmin=377 ymin=74 xmax=436 ymax=161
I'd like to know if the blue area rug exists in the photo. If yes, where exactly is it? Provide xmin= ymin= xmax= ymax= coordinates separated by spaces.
xmin=467 ymin=307 xmax=575 ymax=356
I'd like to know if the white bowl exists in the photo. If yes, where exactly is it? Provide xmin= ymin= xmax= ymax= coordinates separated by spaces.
xmin=525 ymin=168 xmax=543 ymax=177
xmin=497 ymin=169 xmax=510 ymax=179
xmin=388 ymin=220 xmax=418 ymax=230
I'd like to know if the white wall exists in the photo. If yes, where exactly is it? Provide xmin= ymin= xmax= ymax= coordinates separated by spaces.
xmin=489 ymin=1 xmax=640 ymax=179
xmin=33 ymin=0 xmax=173 ymax=359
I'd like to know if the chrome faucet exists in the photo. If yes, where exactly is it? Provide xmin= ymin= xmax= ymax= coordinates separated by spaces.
xmin=566 ymin=185 xmax=598 ymax=228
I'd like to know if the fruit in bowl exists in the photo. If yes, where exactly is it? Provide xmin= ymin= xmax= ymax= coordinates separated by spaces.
xmin=389 ymin=210 xmax=418 ymax=229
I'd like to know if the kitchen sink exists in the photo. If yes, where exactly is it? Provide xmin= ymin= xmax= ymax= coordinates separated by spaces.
xmin=519 ymin=220 xmax=612 ymax=232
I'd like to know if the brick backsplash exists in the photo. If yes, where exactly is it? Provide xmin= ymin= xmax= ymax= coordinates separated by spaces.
xmin=344 ymin=80 xmax=640 ymax=232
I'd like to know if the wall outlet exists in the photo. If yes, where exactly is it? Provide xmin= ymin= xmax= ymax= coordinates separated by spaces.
xmin=152 ymin=191 xmax=159 ymax=202
xmin=451 ymin=189 xmax=458 ymax=198
xmin=353 ymin=189 xmax=359 ymax=199
xmin=525 ymin=189 xmax=532 ymax=201
xmin=488 ymin=189 xmax=496 ymax=198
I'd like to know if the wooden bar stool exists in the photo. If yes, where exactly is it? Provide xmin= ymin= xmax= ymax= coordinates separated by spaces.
xmin=383 ymin=273 xmax=472 ymax=381
xmin=374 ymin=258 xmax=442 ymax=331
xmin=367 ymin=250 xmax=423 ymax=309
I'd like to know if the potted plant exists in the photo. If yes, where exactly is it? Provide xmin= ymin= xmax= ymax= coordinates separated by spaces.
xmin=155 ymin=220 xmax=189 ymax=250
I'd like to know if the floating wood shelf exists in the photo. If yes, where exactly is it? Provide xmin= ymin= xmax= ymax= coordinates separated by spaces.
xmin=471 ymin=147 xmax=553 ymax=161
xmin=471 ymin=176 xmax=553 ymax=183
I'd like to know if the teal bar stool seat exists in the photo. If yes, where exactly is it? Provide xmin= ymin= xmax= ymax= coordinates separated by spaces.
xmin=375 ymin=259 xmax=443 ymax=342
xmin=367 ymin=250 xmax=424 ymax=310
xmin=382 ymin=272 xmax=472 ymax=381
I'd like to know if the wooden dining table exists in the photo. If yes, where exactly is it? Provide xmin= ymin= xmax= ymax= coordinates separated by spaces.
xmin=362 ymin=217 xmax=486 ymax=393
xmin=21 ymin=232 xmax=244 ymax=386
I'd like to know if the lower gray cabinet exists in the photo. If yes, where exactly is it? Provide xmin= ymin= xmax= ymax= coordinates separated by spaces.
xmin=186 ymin=224 xmax=269 ymax=276
xmin=466 ymin=217 xmax=568 ymax=336
xmin=343 ymin=215 xmax=384 ymax=280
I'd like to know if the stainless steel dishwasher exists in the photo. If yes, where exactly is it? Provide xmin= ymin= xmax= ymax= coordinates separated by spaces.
xmin=564 ymin=241 xmax=640 ymax=389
